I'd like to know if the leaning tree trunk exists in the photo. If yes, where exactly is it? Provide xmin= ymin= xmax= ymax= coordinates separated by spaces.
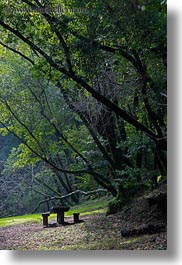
xmin=106 ymin=182 xmax=128 ymax=215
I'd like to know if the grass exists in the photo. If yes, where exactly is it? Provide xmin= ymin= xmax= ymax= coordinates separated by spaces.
xmin=65 ymin=196 xmax=111 ymax=216
xmin=0 ymin=213 xmax=42 ymax=227
xmin=0 ymin=196 xmax=111 ymax=228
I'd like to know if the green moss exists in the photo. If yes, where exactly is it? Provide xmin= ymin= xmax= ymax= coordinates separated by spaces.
xmin=106 ymin=199 xmax=122 ymax=215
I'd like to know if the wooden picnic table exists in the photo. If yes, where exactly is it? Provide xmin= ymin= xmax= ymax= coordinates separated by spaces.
xmin=52 ymin=206 xmax=70 ymax=224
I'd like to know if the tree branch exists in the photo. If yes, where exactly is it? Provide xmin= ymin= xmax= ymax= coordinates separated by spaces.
xmin=0 ymin=41 xmax=34 ymax=65
xmin=0 ymin=20 xmax=70 ymax=76
xmin=22 ymin=0 xmax=73 ymax=73
xmin=32 ymin=188 xmax=107 ymax=213
xmin=1 ymin=99 xmax=45 ymax=154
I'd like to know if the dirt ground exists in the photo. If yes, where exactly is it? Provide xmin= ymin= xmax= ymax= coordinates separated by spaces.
xmin=0 ymin=212 xmax=167 ymax=250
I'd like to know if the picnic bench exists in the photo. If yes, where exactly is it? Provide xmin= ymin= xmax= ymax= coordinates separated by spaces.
xmin=41 ymin=207 xmax=81 ymax=227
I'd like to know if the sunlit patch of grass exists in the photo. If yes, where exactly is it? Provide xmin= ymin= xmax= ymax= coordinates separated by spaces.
xmin=65 ymin=196 xmax=112 ymax=216
xmin=0 ymin=213 xmax=42 ymax=227
xmin=65 ymin=208 xmax=106 ymax=217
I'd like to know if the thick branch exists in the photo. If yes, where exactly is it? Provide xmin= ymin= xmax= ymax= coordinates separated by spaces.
xmin=32 ymin=188 xmax=107 ymax=213
xmin=0 ymin=41 xmax=34 ymax=65
xmin=22 ymin=0 xmax=73 ymax=73
xmin=70 ymin=75 xmax=159 ymax=141
xmin=0 ymin=20 xmax=70 ymax=76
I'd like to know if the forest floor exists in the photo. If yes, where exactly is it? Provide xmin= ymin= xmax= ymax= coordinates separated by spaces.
xmin=0 ymin=185 xmax=167 ymax=250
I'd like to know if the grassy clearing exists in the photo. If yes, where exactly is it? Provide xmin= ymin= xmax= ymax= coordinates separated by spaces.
xmin=0 ymin=196 xmax=111 ymax=228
